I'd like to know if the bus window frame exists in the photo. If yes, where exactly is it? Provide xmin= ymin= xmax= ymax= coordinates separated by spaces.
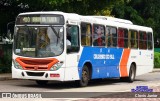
xmin=80 ymin=22 xmax=92 ymax=47
xmin=139 ymin=31 xmax=147 ymax=50
xmin=129 ymin=29 xmax=138 ymax=49
xmin=66 ymin=24 xmax=80 ymax=54
xmin=118 ymin=27 xmax=128 ymax=48
xmin=93 ymin=23 xmax=106 ymax=47
xmin=147 ymin=32 xmax=153 ymax=50
xmin=106 ymin=26 xmax=118 ymax=48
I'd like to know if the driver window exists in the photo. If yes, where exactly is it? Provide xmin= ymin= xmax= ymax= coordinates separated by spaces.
xmin=66 ymin=25 xmax=79 ymax=53
xmin=37 ymin=28 xmax=49 ymax=49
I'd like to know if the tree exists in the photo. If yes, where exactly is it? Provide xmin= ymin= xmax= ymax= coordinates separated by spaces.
xmin=111 ymin=0 xmax=160 ymax=47
xmin=129 ymin=0 xmax=160 ymax=47
xmin=1 ymin=0 xmax=160 ymax=47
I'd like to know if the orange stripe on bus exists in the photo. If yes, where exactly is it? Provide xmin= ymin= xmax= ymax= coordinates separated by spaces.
xmin=120 ymin=49 xmax=131 ymax=77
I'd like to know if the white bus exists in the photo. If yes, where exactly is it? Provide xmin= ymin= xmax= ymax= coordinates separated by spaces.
xmin=12 ymin=11 xmax=153 ymax=87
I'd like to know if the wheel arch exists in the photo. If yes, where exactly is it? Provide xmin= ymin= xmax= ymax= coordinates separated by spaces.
xmin=83 ymin=62 xmax=92 ymax=79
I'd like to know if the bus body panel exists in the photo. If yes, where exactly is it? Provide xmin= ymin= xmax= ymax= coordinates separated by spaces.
xmin=78 ymin=47 xmax=124 ymax=79
xmin=128 ymin=49 xmax=153 ymax=76
xmin=78 ymin=47 xmax=154 ymax=79
xmin=64 ymin=53 xmax=80 ymax=81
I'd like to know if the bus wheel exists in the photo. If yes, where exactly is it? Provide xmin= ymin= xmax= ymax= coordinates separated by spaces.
xmin=128 ymin=64 xmax=136 ymax=82
xmin=36 ymin=80 xmax=48 ymax=86
xmin=76 ymin=65 xmax=90 ymax=87
xmin=120 ymin=64 xmax=136 ymax=82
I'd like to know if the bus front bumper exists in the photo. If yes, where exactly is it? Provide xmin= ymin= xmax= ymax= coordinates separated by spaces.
xmin=12 ymin=65 xmax=65 ymax=81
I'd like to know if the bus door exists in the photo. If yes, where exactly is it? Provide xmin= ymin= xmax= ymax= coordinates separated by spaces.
xmin=65 ymin=24 xmax=80 ymax=80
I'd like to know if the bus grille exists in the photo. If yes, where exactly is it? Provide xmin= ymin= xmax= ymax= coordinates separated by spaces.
xmin=21 ymin=59 xmax=52 ymax=65
xmin=15 ymin=57 xmax=59 ymax=71
xmin=26 ymin=72 xmax=44 ymax=76
xmin=25 ymin=66 xmax=48 ymax=70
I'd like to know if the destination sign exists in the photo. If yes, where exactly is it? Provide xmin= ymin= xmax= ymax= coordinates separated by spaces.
xmin=16 ymin=14 xmax=64 ymax=25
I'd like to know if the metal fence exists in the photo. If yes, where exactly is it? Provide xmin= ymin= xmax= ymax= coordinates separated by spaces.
xmin=154 ymin=48 xmax=160 ymax=52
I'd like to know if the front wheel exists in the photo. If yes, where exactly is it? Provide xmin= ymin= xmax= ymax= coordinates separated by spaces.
xmin=76 ymin=65 xmax=90 ymax=87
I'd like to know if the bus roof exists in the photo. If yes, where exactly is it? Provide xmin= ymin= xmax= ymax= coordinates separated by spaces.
xmin=18 ymin=11 xmax=153 ymax=32
xmin=88 ymin=16 xmax=133 ymax=24
xmin=18 ymin=11 xmax=65 ymax=15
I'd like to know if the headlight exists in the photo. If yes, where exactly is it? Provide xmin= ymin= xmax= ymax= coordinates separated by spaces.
xmin=50 ymin=61 xmax=64 ymax=71
xmin=13 ymin=60 xmax=23 ymax=69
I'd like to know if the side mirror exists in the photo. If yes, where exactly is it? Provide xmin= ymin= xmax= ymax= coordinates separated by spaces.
xmin=7 ymin=30 xmax=12 ymax=40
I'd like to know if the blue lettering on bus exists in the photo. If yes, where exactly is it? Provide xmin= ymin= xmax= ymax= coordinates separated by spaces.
xmin=78 ymin=47 xmax=123 ymax=79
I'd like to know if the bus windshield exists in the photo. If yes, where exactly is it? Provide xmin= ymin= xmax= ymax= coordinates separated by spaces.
xmin=14 ymin=26 xmax=64 ymax=57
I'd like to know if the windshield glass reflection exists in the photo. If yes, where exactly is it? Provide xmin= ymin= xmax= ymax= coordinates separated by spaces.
xmin=14 ymin=26 xmax=64 ymax=57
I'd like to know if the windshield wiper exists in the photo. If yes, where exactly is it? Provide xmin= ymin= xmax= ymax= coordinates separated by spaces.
xmin=25 ymin=25 xmax=30 ymax=34
xmin=50 ymin=26 xmax=60 ymax=38
xmin=24 ymin=25 xmax=32 ymax=46
xmin=50 ymin=26 xmax=60 ymax=45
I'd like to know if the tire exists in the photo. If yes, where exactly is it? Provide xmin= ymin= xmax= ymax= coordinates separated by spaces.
xmin=36 ymin=80 xmax=48 ymax=86
xmin=128 ymin=64 xmax=136 ymax=82
xmin=76 ymin=65 xmax=90 ymax=87
xmin=120 ymin=64 xmax=136 ymax=83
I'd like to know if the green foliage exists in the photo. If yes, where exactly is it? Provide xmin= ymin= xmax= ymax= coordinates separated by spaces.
xmin=154 ymin=52 xmax=160 ymax=68
xmin=0 ymin=44 xmax=12 ymax=73
xmin=0 ymin=65 xmax=11 ymax=73
xmin=111 ymin=0 xmax=160 ymax=48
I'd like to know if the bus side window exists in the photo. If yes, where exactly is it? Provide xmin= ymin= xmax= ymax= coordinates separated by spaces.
xmin=81 ymin=23 xmax=92 ymax=46
xmin=134 ymin=31 xmax=138 ymax=49
xmin=106 ymin=26 xmax=117 ymax=47
xmin=124 ymin=29 xmax=128 ymax=48
xmin=129 ymin=30 xmax=138 ymax=49
xmin=139 ymin=31 xmax=147 ymax=50
xmin=147 ymin=32 xmax=153 ymax=50
xmin=66 ymin=25 xmax=79 ymax=53
xmin=118 ymin=28 xmax=124 ymax=47
xmin=111 ymin=27 xmax=117 ymax=47
xmin=93 ymin=24 xmax=105 ymax=46
xmin=143 ymin=32 xmax=147 ymax=49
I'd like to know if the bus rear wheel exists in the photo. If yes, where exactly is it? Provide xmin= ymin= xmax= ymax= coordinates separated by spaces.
xmin=36 ymin=80 xmax=48 ymax=86
xmin=128 ymin=64 xmax=136 ymax=82
xmin=120 ymin=64 xmax=136 ymax=82
xmin=76 ymin=65 xmax=90 ymax=87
